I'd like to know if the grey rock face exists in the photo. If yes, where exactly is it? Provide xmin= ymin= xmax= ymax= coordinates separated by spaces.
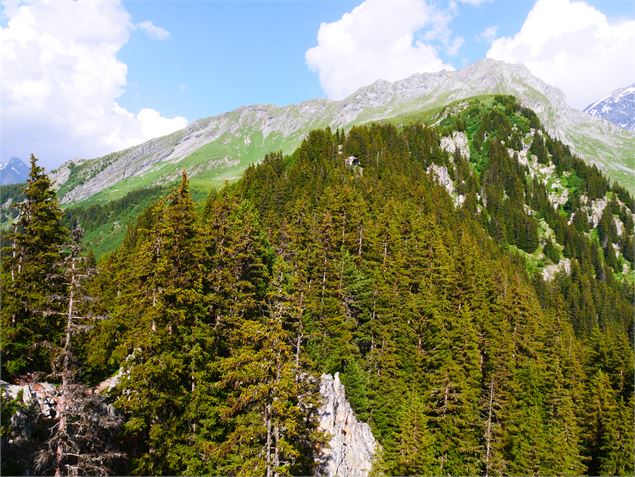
xmin=1 ymin=372 xmax=121 ymax=422
xmin=318 ymin=373 xmax=377 ymax=477
xmin=1 ymin=381 xmax=57 ymax=419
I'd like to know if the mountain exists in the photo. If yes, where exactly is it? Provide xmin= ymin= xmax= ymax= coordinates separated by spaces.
xmin=4 ymin=95 xmax=633 ymax=476
xmin=0 ymin=157 xmax=28 ymax=185
xmin=584 ymin=84 xmax=635 ymax=131
xmin=50 ymin=60 xmax=635 ymax=207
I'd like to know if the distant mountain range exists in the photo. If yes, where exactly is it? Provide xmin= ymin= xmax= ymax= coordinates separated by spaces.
xmin=584 ymin=84 xmax=635 ymax=131
xmin=50 ymin=59 xmax=635 ymax=205
xmin=0 ymin=157 xmax=28 ymax=185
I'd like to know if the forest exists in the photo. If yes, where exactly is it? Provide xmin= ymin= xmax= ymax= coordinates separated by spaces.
xmin=1 ymin=96 xmax=633 ymax=476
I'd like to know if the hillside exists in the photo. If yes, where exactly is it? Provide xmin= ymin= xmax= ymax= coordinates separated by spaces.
xmin=2 ymin=96 xmax=633 ymax=476
xmin=51 ymin=60 xmax=635 ymax=208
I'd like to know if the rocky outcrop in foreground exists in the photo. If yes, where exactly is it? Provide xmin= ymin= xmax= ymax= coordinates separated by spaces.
xmin=318 ymin=373 xmax=377 ymax=477
xmin=3 ymin=373 xmax=376 ymax=476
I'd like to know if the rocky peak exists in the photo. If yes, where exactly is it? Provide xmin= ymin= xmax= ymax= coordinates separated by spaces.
xmin=584 ymin=84 xmax=635 ymax=131
xmin=0 ymin=157 xmax=29 ymax=185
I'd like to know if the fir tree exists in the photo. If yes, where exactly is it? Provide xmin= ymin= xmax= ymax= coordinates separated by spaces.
xmin=1 ymin=154 xmax=69 ymax=376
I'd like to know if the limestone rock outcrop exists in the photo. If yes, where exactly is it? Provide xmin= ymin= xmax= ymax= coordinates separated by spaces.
xmin=318 ymin=373 xmax=377 ymax=477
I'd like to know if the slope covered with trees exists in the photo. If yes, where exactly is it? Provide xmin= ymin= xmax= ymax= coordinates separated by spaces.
xmin=1 ymin=97 xmax=633 ymax=476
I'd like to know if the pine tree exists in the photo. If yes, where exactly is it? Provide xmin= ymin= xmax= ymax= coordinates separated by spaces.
xmin=584 ymin=371 xmax=619 ymax=476
xmin=543 ymin=238 xmax=560 ymax=263
xmin=1 ymin=154 xmax=69 ymax=376
xmin=67 ymin=101 xmax=635 ymax=476
xmin=115 ymin=172 xmax=206 ymax=475
xmin=210 ymin=259 xmax=322 ymax=476
xmin=530 ymin=131 xmax=548 ymax=164
xmin=384 ymin=390 xmax=437 ymax=476
xmin=599 ymin=394 xmax=635 ymax=476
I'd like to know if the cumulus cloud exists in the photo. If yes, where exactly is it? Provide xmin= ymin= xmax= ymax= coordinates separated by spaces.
xmin=0 ymin=0 xmax=187 ymax=169
xmin=305 ymin=0 xmax=455 ymax=100
xmin=478 ymin=25 xmax=498 ymax=42
xmin=486 ymin=0 xmax=635 ymax=109
xmin=136 ymin=20 xmax=171 ymax=40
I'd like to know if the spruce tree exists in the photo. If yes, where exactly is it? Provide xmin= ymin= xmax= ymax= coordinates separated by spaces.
xmin=210 ymin=258 xmax=321 ymax=476
xmin=1 ymin=154 xmax=69 ymax=376
xmin=115 ymin=172 xmax=205 ymax=475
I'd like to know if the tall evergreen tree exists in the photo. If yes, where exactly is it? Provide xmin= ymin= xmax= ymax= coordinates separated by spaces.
xmin=1 ymin=154 xmax=69 ymax=376
xmin=115 ymin=172 xmax=206 ymax=475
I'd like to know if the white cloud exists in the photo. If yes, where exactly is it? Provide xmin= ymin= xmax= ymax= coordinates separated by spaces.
xmin=0 ymin=0 xmax=187 ymax=169
xmin=305 ymin=0 xmax=455 ymax=100
xmin=486 ymin=0 xmax=635 ymax=109
xmin=136 ymin=20 xmax=171 ymax=41
xmin=447 ymin=36 xmax=463 ymax=56
xmin=478 ymin=25 xmax=498 ymax=42
xmin=449 ymin=0 xmax=489 ymax=15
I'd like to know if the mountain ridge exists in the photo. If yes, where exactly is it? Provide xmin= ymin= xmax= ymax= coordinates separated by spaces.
xmin=51 ymin=59 xmax=635 ymax=204
xmin=0 ymin=157 xmax=28 ymax=185
xmin=584 ymin=84 xmax=635 ymax=131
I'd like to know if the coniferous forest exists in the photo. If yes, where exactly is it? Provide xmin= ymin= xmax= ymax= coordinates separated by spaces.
xmin=1 ymin=96 xmax=634 ymax=476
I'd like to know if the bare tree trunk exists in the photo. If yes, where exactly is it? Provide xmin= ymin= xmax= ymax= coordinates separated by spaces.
xmin=265 ymin=403 xmax=272 ymax=477
xmin=10 ymin=223 xmax=17 ymax=325
xmin=273 ymin=421 xmax=280 ymax=477
xmin=273 ymin=360 xmax=281 ymax=477
xmin=10 ymin=221 xmax=18 ymax=281
xmin=293 ymin=291 xmax=305 ymax=383
xmin=484 ymin=378 xmax=495 ymax=477
xmin=442 ymin=382 xmax=449 ymax=418
xmin=191 ymin=372 xmax=196 ymax=436
xmin=341 ymin=212 xmax=346 ymax=242
xmin=55 ymin=254 xmax=77 ymax=477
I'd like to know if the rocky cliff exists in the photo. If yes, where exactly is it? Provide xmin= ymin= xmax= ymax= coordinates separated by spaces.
xmin=318 ymin=373 xmax=377 ymax=477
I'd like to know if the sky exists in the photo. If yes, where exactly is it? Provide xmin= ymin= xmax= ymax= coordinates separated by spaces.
xmin=1 ymin=0 xmax=634 ymax=169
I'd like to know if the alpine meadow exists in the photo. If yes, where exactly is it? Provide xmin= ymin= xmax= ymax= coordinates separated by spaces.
xmin=1 ymin=1 xmax=634 ymax=476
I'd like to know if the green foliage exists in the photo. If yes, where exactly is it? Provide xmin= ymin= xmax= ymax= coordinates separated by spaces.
xmin=530 ymin=131 xmax=549 ymax=164
xmin=544 ymin=238 xmax=561 ymax=263
xmin=0 ymin=183 xmax=25 ymax=224
xmin=1 ymin=155 xmax=69 ymax=377
xmin=3 ymin=98 xmax=633 ymax=476
xmin=63 ymin=185 xmax=169 ymax=258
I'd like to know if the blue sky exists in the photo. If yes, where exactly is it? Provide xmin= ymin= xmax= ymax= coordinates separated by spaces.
xmin=116 ymin=0 xmax=543 ymax=119
xmin=117 ymin=0 xmax=634 ymax=120
xmin=1 ymin=0 xmax=634 ymax=168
